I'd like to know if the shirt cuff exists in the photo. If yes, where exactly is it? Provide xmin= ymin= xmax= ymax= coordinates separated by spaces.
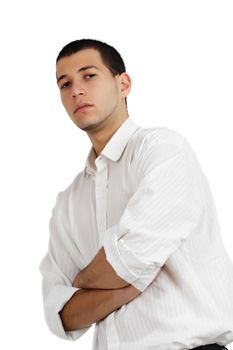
xmin=103 ymin=225 xmax=161 ymax=292
xmin=44 ymin=284 xmax=91 ymax=340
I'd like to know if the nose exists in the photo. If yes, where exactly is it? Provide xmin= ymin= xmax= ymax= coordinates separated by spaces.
xmin=71 ymin=82 xmax=86 ymax=99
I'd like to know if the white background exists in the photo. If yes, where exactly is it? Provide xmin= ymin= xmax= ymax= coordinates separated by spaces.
xmin=0 ymin=0 xmax=232 ymax=349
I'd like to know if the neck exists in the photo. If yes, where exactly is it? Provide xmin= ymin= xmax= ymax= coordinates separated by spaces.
xmin=87 ymin=113 xmax=129 ymax=157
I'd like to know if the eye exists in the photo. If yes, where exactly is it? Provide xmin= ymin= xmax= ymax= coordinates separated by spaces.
xmin=84 ymin=74 xmax=96 ymax=79
xmin=60 ymin=81 xmax=70 ymax=90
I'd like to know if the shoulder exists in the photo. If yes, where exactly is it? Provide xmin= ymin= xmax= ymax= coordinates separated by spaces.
xmin=129 ymin=125 xmax=188 ymax=161
xmin=52 ymin=170 xmax=85 ymax=216
xmin=129 ymin=126 xmax=201 ymax=183
xmin=140 ymin=126 xmax=185 ymax=148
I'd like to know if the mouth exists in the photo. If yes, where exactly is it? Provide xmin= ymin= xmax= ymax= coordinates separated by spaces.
xmin=74 ymin=104 xmax=93 ymax=114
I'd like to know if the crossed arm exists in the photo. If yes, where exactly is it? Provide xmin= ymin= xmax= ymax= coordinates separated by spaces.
xmin=59 ymin=247 xmax=141 ymax=331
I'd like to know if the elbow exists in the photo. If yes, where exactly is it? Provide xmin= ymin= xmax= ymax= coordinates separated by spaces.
xmin=59 ymin=307 xmax=72 ymax=332
xmin=43 ymin=300 xmax=82 ymax=339
xmin=43 ymin=285 xmax=89 ymax=340
xmin=59 ymin=305 xmax=91 ymax=332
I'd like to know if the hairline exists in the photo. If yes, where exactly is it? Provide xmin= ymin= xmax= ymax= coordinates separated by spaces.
xmin=56 ymin=47 xmax=120 ymax=77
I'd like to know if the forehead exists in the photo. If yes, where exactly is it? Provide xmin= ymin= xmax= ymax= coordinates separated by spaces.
xmin=56 ymin=48 xmax=108 ymax=76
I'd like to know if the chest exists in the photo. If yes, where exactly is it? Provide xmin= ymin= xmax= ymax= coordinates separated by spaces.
xmin=70 ymin=158 xmax=138 ymax=265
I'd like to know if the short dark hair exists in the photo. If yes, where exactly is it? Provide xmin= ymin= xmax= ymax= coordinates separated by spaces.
xmin=56 ymin=38 xmax=126 ymax=77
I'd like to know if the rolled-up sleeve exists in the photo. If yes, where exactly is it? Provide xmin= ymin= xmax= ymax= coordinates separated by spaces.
xmin=103 ymin=136 xmax=204 ymax=292
xmin=39 ymin=195 xmax=91 ymax=340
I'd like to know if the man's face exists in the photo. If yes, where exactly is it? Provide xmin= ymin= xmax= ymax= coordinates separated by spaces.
xmin=56 ymin=48 xmax=129 ymax=132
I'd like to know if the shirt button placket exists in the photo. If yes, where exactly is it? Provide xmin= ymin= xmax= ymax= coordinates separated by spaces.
xmin=95 ymin=157 xmax=108 ymax=247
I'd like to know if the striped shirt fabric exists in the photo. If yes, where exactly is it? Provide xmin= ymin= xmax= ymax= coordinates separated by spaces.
xmin=39 ymin=118 xmax=233 ymax=350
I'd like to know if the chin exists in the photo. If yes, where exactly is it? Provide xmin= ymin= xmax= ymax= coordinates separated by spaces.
xmin=77 ymin=115 xmax=108 ymax=132
xmin=80 ymin=121 xmax=103 ymax=132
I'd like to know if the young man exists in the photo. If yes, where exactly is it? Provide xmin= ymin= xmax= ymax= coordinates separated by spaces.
xmin=39 ymin=39 xmax=233 ymax=350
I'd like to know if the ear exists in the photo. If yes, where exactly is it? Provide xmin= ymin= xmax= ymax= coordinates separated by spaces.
xmin=119 ymin=72 xmax=131 ymax=98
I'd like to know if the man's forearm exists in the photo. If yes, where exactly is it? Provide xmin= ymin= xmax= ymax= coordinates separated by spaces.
xmin=73 ymin=247 xmax=129 ymax=289
xmin=60 ymin=285 xmax=141 ymax=331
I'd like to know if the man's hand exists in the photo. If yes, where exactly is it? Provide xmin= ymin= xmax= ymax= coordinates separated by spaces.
xmin=73 ymin=247 xmax=129 ymax=289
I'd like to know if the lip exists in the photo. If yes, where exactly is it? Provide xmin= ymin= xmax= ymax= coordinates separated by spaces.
xmin=74 ymin=104 xmax=93 ymax=114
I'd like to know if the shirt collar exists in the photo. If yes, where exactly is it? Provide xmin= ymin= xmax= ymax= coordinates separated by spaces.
xmin=85 ymin=118 xmax=140 ymax=175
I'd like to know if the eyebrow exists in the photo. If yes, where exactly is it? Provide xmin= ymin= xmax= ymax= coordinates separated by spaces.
xmin=56 ymin=65 xmax=99 ymax=84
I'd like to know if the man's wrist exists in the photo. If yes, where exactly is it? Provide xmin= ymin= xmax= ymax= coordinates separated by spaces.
xmin=73 ymin=269 xmax=95 ymax=289
xmin=73 ymin=271 xmax=83 ymax=288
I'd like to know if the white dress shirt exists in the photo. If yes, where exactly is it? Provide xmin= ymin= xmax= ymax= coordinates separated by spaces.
xmin=39 ymin=118 xmax=233 ymax=350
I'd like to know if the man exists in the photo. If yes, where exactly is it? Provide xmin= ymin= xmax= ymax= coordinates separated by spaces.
xmin=39 ymin=39 xmax=233 ymax=350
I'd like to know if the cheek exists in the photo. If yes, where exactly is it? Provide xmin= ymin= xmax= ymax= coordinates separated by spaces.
xmin=61 ymin=94 xmax=71 ymax=110
xmin=98 ymin=83 xmax=119 ymax=105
